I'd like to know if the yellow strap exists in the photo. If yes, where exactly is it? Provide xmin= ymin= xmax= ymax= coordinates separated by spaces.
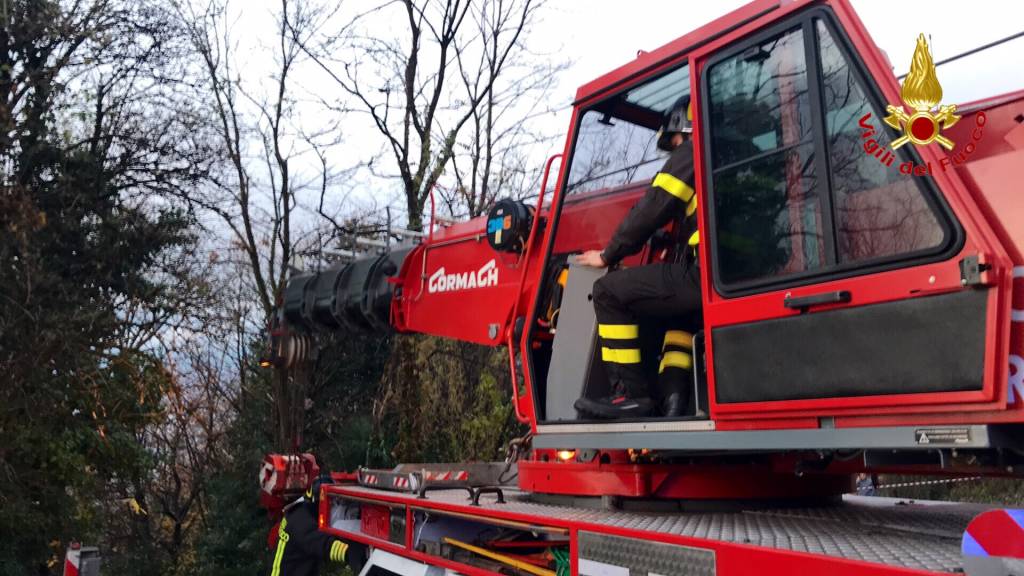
xmin=688 ymin=230 xmax=700 ymax=246
xmin=653 ymin=172 xmax=695 ymax=202
xmin=329 ymin=540 xmax=348 ymax=563
xmin=598 ymin=324 xmax=639 ymax=340
xmin=662 ymin=330 xmax=693 ymax=351
xmin=686 ymin=194 xmax=698 ymax=217
xmin=444 ymin=537 xmax=556 ymax=576
xmin=271 ymin=519 xmax=289 ymax=576
xmin=601 ymin=347 xmax=641 ymax=364
xmin=659 ymin=351 xmax=693 ymax=373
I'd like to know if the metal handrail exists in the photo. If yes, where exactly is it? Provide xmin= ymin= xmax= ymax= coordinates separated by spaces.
xmin=507 ymin=153 xmax=562 ymax=424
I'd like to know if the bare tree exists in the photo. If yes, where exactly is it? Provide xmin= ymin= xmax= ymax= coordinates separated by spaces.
xmin=175 ymin=0 xmax=353 ymax=319
xmin=446 ymin=3 xmax=566 ymax=218
xmin=292 ymin=0 xmax=548 ymax=230
xmin=174 ymin=0 xmax=366 ymax=452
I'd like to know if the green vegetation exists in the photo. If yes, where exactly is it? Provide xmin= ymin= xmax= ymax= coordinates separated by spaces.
xmin=1 ymin=1 xmax=526 ymax=573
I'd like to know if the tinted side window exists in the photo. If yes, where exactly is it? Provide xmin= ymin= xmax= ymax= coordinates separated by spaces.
xmin=816 ymin=20 xmax=948 ymax=263
xmin=708 ymin=27 xmax=826 ymax=285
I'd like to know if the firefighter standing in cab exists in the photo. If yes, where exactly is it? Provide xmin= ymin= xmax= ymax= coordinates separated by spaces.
xmin=574 ymin=94 xmax=701 ymax=420
xmin=269 ymin=475 xmax=368 ymax=576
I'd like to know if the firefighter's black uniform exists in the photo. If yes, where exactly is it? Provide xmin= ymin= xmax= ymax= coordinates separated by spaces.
xmin=269 ymin=498 xmax=366 ymax=576
xmin=574 ymin=139 xmax=701 ymax=419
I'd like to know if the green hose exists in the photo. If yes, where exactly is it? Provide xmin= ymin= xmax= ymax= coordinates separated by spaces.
xmin=551 ymin=548 xmax=570 ymax=576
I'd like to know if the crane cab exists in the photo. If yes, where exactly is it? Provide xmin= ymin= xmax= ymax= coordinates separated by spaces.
xmin=515 ymin=0 xmax=1023 ymax=465
xmin=266 ymin=0 xmax=1024 ymax=499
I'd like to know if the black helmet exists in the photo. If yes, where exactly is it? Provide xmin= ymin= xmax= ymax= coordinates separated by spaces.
xmin=305 ymin=473 xmax=334 ymax=506
xmin=656 ymin=94 xmax=693 ymax=151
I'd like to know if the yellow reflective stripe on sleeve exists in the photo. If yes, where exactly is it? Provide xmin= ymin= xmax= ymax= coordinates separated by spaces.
xmin=659 ymin=351 xmax=693 ymax=373
xmin=598 ymin=324 xmax=639 ymax=340
xmin=686 ymin=194 xmax=698 ymax=217
xmin=662 ymin=330 xmax=693 ymax=351
xmin=271 ymin=519 xmax=289 ymax=576
xmin=329 ymin=540 xmax=348 ymax=563
xmin=601 ymin=347 xmax=642 ymax=364
xmin=653 ymin=172 xmax=695 ymax=202
xmin=688 ymin=230 xmax=700 ymax=246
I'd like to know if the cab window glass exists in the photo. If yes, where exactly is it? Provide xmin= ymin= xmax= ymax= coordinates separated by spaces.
xmin=566 ymin=65 xmax=690 ymax=196
xmin=566 ymin=112 xmax=661 ymax=196
xmin=816 ymin=20 xmax=947 ymax=263
xmin=706 ymin=18 xmax=955 ymax=291
xmin=707 ymin=27 xmax=825 ymax=285
xmin=709 ymin=28 xmax=813 ymax=168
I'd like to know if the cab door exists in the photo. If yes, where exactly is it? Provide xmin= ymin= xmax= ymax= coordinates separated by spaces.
xmin=696 ymin=9 xmax=1012 ymax=419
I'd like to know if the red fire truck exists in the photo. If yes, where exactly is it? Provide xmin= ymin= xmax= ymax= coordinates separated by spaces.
xmin=262 ymin=0 xmax=1024 ymax=573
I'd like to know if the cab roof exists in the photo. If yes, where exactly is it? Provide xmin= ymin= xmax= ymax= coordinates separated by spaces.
xmin=573 ymin=0 xmax=781 ymax=106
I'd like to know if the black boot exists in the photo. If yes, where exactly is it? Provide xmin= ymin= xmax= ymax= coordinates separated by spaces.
xmin=660 ymin=387 xmax=688 ymax=418
xmin=655 ymin=360 xmax=696 ymax=414
xmin=575 ymin=364 xmax=652 ymax=419
xmin=658 ymin=331 xmax=695 ymax=418
xmin=574 ymin=393 xmax=653 ymax=419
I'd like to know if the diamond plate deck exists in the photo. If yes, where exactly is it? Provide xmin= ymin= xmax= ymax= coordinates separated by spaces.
xmin=579 ymin=531 xmax=716 ymax=576
xmin=333 ymin=485 xmax=992 ymax=573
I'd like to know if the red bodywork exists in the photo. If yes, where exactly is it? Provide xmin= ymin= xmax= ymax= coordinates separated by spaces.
xmin=320 ymin=482 xmax=969 ymax=576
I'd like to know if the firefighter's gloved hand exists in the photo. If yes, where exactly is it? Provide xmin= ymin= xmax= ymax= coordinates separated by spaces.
xmin=345 ymin=541 xmax=368 ymax=574
xmin=329 ymin=539 xmax=368 ymax=572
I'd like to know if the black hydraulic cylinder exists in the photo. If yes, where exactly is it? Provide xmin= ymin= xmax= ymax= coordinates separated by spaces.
xmin=283 ymin=247 xmax=412 ymax=333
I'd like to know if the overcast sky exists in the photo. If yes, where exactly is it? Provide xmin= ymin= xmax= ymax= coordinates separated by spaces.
xmin=534 ymin=0 xmax=1024 ymax=127
xmin=237 ymin=0 xmax=1024 ymax=231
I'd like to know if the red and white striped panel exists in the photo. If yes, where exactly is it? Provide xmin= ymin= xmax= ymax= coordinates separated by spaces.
xmin=63 ymin=547 xmax=80 ymax=576
xmin=423 ymin=470 xmax=468 ymax=482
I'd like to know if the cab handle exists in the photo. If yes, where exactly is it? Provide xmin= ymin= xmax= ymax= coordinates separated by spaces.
xmin=784 ymin=290 xmax=851 ymax=312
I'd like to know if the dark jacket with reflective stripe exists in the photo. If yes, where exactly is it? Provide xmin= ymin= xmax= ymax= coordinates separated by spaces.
xmin=602 ymin=140 xmax=698 ymax=267
xmin=269 ymin=501 xmax=344 ymax=576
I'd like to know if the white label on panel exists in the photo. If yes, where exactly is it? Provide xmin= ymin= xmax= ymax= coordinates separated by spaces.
xmin=578 ymin=558 xmax=630 ymax=576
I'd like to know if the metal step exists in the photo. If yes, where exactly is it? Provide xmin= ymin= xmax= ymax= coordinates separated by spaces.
xmin=532 ymin=423 xmax=1009 ymax=451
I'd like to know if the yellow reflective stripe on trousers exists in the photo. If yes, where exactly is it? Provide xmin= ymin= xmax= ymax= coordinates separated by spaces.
xmin=601 ymin=347 xmax=641 ymax=364
xmin=653 ymin=172 xmax=695 ymax=202
xmin=688 ymin=230 xmax=700 ymax=246
xmin=271 ymin=518 xmax=289 ymax=576
xmin=598 ymin=324 xmax=639 ymax=340
xmin=662 ymin=330 xmax=693 ymax=351
xmin=686 ymin=194 xmax=698 ymax=217
xmin=659 ymin=351 xmax=693 ymax=373
xmin=329 ymin=540 xmax=348 ymax=562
